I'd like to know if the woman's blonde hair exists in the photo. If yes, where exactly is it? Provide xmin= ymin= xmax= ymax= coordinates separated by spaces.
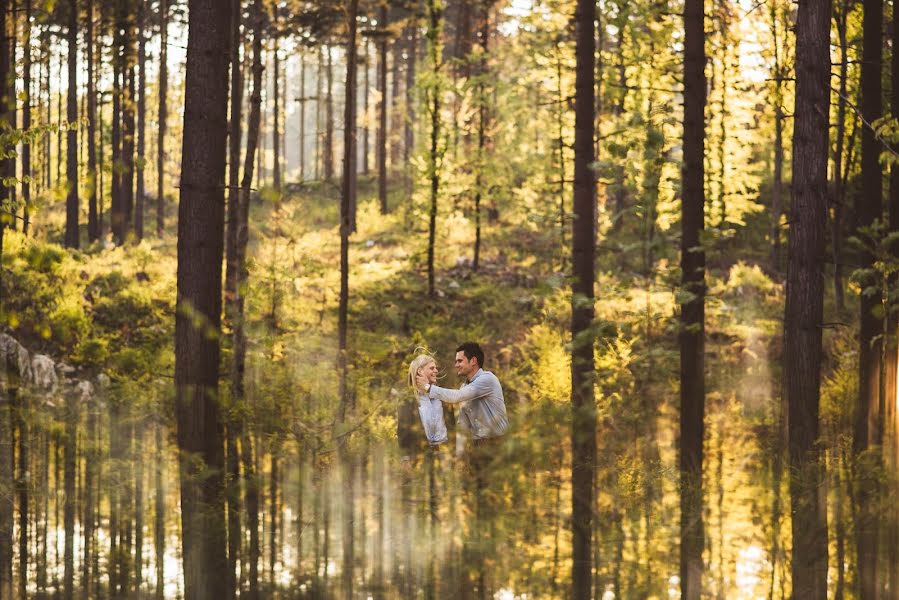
xmin=408 ymin=354 xmax=437 ymax=393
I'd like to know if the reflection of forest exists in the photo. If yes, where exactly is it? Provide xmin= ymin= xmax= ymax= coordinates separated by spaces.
xmin=6 ymin=325 xmax=779 ymax=600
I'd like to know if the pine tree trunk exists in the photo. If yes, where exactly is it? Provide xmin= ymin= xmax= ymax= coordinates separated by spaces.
xmin=363 ymin=40 xmax=370 ymax=176
xmin=64 ymin=0 xmax=79 ymax=249
xmin=570 ymin=0 xmax=596 ymax=597
xmin=0 ymin=165 xmax=13 ymax=597
xmin=269 ymin=450 xmax=279 ymax=587
xmin=390 ymin=36 xmax=402 ymax=167
xmin=299 ymin=57 xmax=306 ymax=181
xmin=122 ymin=10 xmax=137 ymax=242
xmin=339 ymin=4 xmax=359 ymax=597
xmin=854 ymin=0 xmax=884 ymax=596
xmin=111 ymin=11 xmax=124 ymax=243
xmin=324 ymin=46 xmax=334 ymax=181
xmin=680 ymin=0 xmax=706 ymax=594
xmin=316 ymin=49 xmax=322 ymax=181
xmin=234 ymin=5 xmax=262 ymax=593
xmin=134 ymin=427 xmax=145 ymax=594
xmin=157 ymin=0 xmax=168 ymax=236
xmin=785 ymin=0 xmax=831 ymax=596
xmin=272 ymin=39 xmax=281 ymax=191
xmin=426 ymin=1 xmax=442 ymax=297
xmin=887 ymin=0 xmax=899 ymax=593
xmin=174 ymin=0 xmax=233 ymax=597
xmin=831 ymin=1 xmax=850 ymax=312
xmin=377 ymin=6 xmax=388 ymax=214
xmin=223 ymin=5 xmax=244 ymax=596
xmin=135 ymin=0 xmax=146 ymax=240
xmin=22 ymin=0 xmax=32 ymax=234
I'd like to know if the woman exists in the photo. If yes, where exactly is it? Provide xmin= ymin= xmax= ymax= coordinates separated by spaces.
xmin=408 ymin=353 xmax=448 ymax=445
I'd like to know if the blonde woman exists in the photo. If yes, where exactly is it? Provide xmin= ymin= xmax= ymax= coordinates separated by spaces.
xmin=408 ymin=354 xmax=448 ymax=445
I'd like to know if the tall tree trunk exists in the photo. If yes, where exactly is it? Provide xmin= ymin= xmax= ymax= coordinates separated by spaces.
xmin=22 ymin=0 xmax=32 ymax=234
xmin=0 ymin=56 xmax=12 ymax=574
xmin=324 ymin=46 xmax=334 ymax=181
xmin=122 ymin=12 xmax=137 ymax=242
xmin=404 ymin=23 xmax=417 ymax=165
xmin=426 ymin=0 xmax=442 ymax=297
xmin=886 ymin=1 xmax=899 ymax=595
xmin=86 ymin=0 xmax=99 ymax=241
xmin=237 ymin=4 xmax=264 ymax=598
xmin=570 ymin=1 xmax=597 ymax=597
xmin=770 ymin=0 xmax=784 ymax=273
xmin=299 ymin=55 xmax=306 ymax=181
xmin=64 ymin=0 xmax=79 ymax=249
xmin=315 ymin=48 xmax=322 ymax=181
xmin=272 ymin=38 xmax=281 ymax=191
xmin=472 ymin=8 xmax=488 ymax=272
xmin=135 ymin=0 xmax=146 ymax=239
xmin=785 ymin=0 xmax=831 ymax=596
xmin=111 ymin=10 xmax=124 ymax=243
xmin=157 ymin=0 xmax=168 ymax=236
xmin=680 ymin=0 xmax=706 ymax=595
xmin=377 ymin=6 xmax=388 ymax=214
xmin=224 ymin=2 xmax=244 ymax=597
xmin=854 ymin=0 xmax=884 ymax=596
xmin=363 ymin=40 xmax=370 ymax=175
xmin=339 ymin=3 xmax=359 ymax=597
xmin=174 ymin=0 xmax=232 ymax=597
xmin=831 ymin=0 xmax=850 ymax=312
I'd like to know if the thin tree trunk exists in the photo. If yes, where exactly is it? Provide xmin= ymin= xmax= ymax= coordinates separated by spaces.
xmin=426 ymin=1 xmax=442 ymax=297
xmin=134 ymin=426 xmax=145 ymax=594
xmin=22 ymin=0 xmax=32 ymax=234
xmin=157 ymin=0 xmax=168 ymax=236
xmin=377 ymin=6 xmax=388 ymax=214
xmin=363 ymin=39 xmax=370 ymax=175
xmin=339 ymin=3 xmax=359 ymax=597
xmin=82 ymin=398 xmax=95 ymax=600
xmin=785 ymin=0 xmax=831 ymax=596
xmin=680 ymin=0 xmax=706 ymax=594
xmin=135 ymin=0 xmax=146 ymax=239
xmin=299 ymin=56 xmax=306 ymax=181
xmin=122 ymin=11 xmax=137 ymax=243
xmin=237 ymin=4 xmax=264 ymax=598
xmin=570 ymin=1 xmax=596 ymax=597
xmin=831 ymin=1 xmax=849 ymax=312
xmin=173 ymin=0 xmax=233 ymax=597
xmin=223 ymin=3 xmax=244 ymax=596
xmin=272 ymin=38 xmax=281 ymax=191
xmin=16 ymin=389 xmax=28 ymax=600
xmin=324 ymin=45 xmax=334 ymax=181
xmin=64 ymin=0 xmax=79 ymax=248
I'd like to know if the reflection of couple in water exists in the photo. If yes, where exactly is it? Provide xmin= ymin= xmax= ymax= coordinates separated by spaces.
xmin=408 ymin=342 xmax=509 ymax=449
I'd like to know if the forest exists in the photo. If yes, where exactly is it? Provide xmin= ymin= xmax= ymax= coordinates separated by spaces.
xmin=0 ymin=0 xmax=897 ymax=598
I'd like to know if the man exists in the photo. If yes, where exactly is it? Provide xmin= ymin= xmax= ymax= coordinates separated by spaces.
xmin=415 ymin=341 xmax=508 ymax=442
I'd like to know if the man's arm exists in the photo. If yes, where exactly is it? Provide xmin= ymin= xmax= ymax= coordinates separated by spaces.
xmin=427 ymin=377 xmax=491 ymax=405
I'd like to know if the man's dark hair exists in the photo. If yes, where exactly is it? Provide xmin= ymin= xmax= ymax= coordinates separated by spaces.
xmin=456 ymin=342 xmax=485 ymax=368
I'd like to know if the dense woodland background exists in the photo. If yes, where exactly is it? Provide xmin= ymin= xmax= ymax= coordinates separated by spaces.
xmin=0 ymin=0 xmax=897 ymax=598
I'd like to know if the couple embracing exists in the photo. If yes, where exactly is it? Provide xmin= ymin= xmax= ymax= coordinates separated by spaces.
xmin=408 ymin=342 xmax=509 ymax=449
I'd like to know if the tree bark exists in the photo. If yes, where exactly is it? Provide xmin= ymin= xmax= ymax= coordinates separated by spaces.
xmin=831 ymin=0 xmax=850 ymax=312
xmin=426 ymin=1 xmax=442 ymax=298
xmin=324 ymin=45 xmax=334 ymax=181
xmin=154 ymin=422 xmax=165 ymax=600
xmin=174 ymin=0 xmax=232 ymax=597
xmin=339 ymin=3 xmax=359 ymax=597
xmin=680 ymin=0 xmax=706 ymax=595
xmin=570 ymin=0 xmax=596 ymax=597
xmin=64 ymin=0 xmax=79 ymax=248
xmin=22 ymin=0 xmax=32 ymax=235
xmin=785 ymin=0 xmax=831 ymax=597
xmin=135 ymin=0 xmax=147 ymax=239
xmin=854 ymin=0 xmax=884 ymax=596
xmin=377 ymin=5 xmax=389 ymax=214
xmin=157 ymin=0 xmax=168 ymax=236
xmin=272 ymin=37 xmax=282 ymax=191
